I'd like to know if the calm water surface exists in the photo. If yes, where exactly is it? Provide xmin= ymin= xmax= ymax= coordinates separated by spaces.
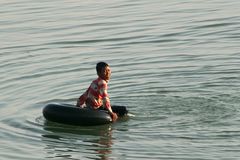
xmin=1 ymin=0 xmax=240 ymax=159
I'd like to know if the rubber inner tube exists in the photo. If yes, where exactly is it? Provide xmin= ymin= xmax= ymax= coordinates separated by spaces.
xmin=43 ymin=103 xmax=128 ymax=126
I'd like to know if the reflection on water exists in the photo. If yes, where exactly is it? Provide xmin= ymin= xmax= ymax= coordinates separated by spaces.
xmin=42 ymin=121 xmax=113 ymax=160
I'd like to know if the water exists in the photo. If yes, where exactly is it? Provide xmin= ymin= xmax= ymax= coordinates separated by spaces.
xmin=1 ymin=0 xmax=240 ymax=159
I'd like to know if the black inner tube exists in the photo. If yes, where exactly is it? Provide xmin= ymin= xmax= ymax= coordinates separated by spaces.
xmin=43 ymin=103 xmax=128 ymax=126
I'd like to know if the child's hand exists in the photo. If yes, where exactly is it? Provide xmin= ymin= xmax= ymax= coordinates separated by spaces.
xmin=76 ymin=100 xmax=85 ymax=108
xmin=111 ymin=112 xmax=118 ymax=122
xmin=79 ymin=104 xmax=85 ymax=108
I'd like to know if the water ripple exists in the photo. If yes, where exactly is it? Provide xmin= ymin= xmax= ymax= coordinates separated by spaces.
xmin=1 ymin=0 xmax=240 ymax=159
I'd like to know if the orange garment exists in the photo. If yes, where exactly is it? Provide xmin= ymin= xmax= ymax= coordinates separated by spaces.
xmin=78 ymin=77 xmax=111 ymax=109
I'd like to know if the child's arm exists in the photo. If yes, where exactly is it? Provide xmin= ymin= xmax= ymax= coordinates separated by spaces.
xmin=100 ymin=82 xmax=118 ymax=121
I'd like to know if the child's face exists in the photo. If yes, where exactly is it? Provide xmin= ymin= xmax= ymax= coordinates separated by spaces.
xmin=100 ymin=66 xmax=111 ymax=81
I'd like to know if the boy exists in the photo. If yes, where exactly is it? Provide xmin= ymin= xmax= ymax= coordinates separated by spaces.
xmin=76 ymin=62 xmax=118 ymax=121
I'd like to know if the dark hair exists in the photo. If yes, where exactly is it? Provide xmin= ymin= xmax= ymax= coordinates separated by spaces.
xmin=96 ymin=62 xmax=109 ymax=74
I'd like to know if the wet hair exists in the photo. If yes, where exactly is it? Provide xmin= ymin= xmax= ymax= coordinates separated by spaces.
xmin=96 ymin=62 xmax=109 ymax=74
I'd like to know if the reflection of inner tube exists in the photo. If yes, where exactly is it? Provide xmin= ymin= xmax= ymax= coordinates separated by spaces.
xmin=43 ymin=103 xmax=128 ymax=126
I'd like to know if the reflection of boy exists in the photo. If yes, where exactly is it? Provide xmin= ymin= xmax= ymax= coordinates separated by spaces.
xmin=76 ymin=62 xmax=118 ymax=121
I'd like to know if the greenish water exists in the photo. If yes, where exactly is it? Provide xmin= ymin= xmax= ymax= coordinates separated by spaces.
xmin=0 ymin=0 xmax=240 ymax=159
